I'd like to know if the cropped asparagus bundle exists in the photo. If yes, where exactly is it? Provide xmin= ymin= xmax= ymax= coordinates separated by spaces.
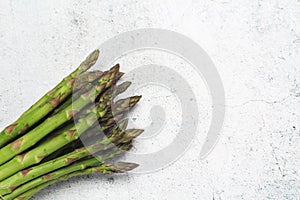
xmin=0 ymin=50 xmax=143 ymax=199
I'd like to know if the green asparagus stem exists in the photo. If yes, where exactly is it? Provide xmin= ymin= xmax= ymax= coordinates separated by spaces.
xmin=30 ymin=50 xmax=100 ymax=111
xmin=51 ymin=70 xmax=105 ymax=115
xmin=73 ymin=71 xmax=125 ymax=101
xmin=0 ymin=50 xmax=100 ymax=148
xmin=52 ymin=72 xmax=126 ymax=116
xmin=41 ymin=117 xmax=129 ymax=164
xmin=41 ymin=126 xmax=98 ymax=163
xmin=0 ymin=113 xmax=97 ymax=181
xmin=0 ymin=83 xmax=126 ymax=180
xmin=9 ymin=162 xmax=138 ymax=200
xmin=0 ymin=141 xmax=133 ymax=197
xmin=72 ymin=92 xmax=141 ymax=150
xmin=0 ymin=66 xmax=119 ymax=167
xmin=14 ymin=182 xmax=50 ymax=200
xmin=0 ymin=124 xmax=141 ymax=195
xmin=54 ymin=103 xmax=135 ymax=157
xmin=43 ymin=105 xmax=133 ymax=163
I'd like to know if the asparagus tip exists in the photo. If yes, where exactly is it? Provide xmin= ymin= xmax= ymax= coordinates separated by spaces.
xmin=90 ymin=49 xmax=100 ymax=60
xmin=83 ymin=49 xmax=100 ymax=70
xmin=117 ymin=72 xmax=125 ymax=79
xmin=118 ymin=81 xmax=131 ymax=89
xmin=126 ymin=129 xmax=144 ymax=138
xmin=110 ymin=64 xmax=120 ymax=72
xmin=130 ymin=95 xmax=142 ymax=106
xmin=114 ymin=162 xmax=139 ymax=172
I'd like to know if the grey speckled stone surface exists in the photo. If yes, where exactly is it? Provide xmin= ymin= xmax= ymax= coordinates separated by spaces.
xmin=0 ymin=0 xmax=300 ymax=199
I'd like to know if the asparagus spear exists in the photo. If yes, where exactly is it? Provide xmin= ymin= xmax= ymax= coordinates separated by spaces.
xmin=0 ymin=112 xmax=97 ymax=181
xmin=53 ymin=93 xmax=142 ymax=158
xmin=46 ymin=93 xmax=142 ymax=162
xmin=41 ymin=116 xmax=125 ymax=164
xmin=73 ymin=70 xmax=103 ymax=91
xmin=42 ymin=93 xmax=139 ymax=163
xmin=100 ymin=95 xmax=142 ymax=122
xmin=53 ymin=70 xmax=106 ymax=114
xmin=0 ymin=83 xmax=127 ymax=180
xmin=30 ymin=50 xmax=100 ymax=111
xmin=0 ymin=66 xmax=119 ymax=166
xmin=112 ymin=81 xmax=132 ymax=98
xmin=0 ymin=123 xmax=142 ymax=195
xmin=0 ymin=50 xmax=100 ymax=148
xmin=73 ymin=71 xmax=125 ymax=101
xmin=74 ymin=82 xmax=137 ymax=143
xmin=52 ymin=72 xmax=126 ymax=116
xmin=9 ymin=162 xmax=138 ymax=200
xmin=0 ymin=141 xmax=134 ymax=197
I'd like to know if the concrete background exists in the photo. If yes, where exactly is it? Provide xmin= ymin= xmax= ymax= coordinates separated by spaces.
xmin=0 ymin=0 xmax=300 ymax=199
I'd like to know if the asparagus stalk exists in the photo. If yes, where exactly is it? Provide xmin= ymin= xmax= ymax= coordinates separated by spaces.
xmin=0 ymin=123 xmax=142 ymax=195
xmin=112 ymin=81 xmax=132 ymax=98
xmin=0 ymin=66 xmax=119 ymax=166
xmin=13 ymin=181 xmax=51 ymax=200
xmin=9 ymin=162 xmax=138 ymax=200
xmin=100 ymin=95 xmax=142 ymax=122
xmin=73 ymin=70 xmax=103 ymax=91
xmin=41 ymin=115 xmax=126 ymax=164
xmin=73 ymin=71 xmax=125 ymax=101
xmin=29 ymin=50 xmax=100 ymax=111
xmin=0 ymin=141 xmax=134 ymax=197
xmin=43 ymin=93 xmax=139 ymax=163
xmin=0 ymin=50 xmax=100 ymax=148
xmin=52 ymin=72 xmax=126 ymax=116
xmin=74 ymin=82 xmax=137 ymax=143
xmin=60 ymin=93 xmax=142 ymax=155
xmin=51 ymin=70 xmax=105 ymax=115
xmin=0 ymin=83 xmax=128 ymax=180
xmin=0 ymin=112 xmax=97 ymax=181
xmin=41 ymin=126 xmax=98 ymax=163
xmin=46 ymin=94 xmax=142 ymax=162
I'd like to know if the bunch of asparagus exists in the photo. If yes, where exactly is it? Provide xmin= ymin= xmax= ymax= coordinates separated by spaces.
xmin=0 ymin=50 xmax=143 ymax=200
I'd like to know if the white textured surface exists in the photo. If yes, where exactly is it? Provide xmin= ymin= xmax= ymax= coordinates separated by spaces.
xmin=0 ymin=0 xmax=300 ymax=199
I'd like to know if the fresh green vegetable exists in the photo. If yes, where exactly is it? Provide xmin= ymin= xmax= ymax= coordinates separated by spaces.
xmin=0 ymin=50 xmax=143 ymax=199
